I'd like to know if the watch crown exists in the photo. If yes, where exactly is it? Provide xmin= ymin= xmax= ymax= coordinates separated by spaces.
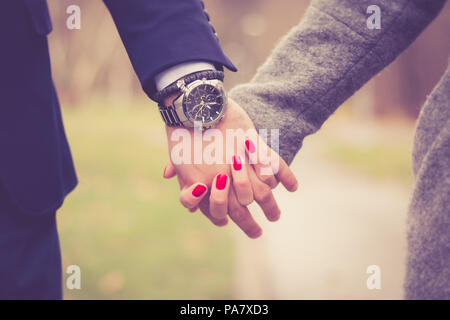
xmin=176 ymin=79 xmax=186 ymax=90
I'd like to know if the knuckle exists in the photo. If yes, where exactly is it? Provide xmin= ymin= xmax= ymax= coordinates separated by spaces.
xmin=260 ymin=174 xmax=276 ymax=187
xmin=239 ymin=196 xmax=253 ymax=207
xmin=230 ymin=208 xmax=248 ymax=224
xmin=237 ymin=190 xmax=254 ymax=206
xmin=211 ymin=197 xmax=227 ymax=207
xmin=234 ymin=178 xmax=250 ymax=190
xmin=255 ymin=187 xmax=272 ymax=204
xmin=258 ymin=173 xmax=271 ymax=183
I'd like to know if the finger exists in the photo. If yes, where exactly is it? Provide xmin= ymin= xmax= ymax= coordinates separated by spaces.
xmin=245 ymin=138 xmax=278 ymax=189
xmin=231 ymin=155 xmax=254 ymax=206
xmin=210 ymin=173 xmax=230 ymax=220
xmin=163 ymin=161 xmax=177 ymax=179
xmin=228 ymin=188 xmax=262 ymax=239
xmin=179 ymin=183 xmax=208 ymax=210
xmin=198 ymin=199 xmax=229 ymax=227
xmin=248 ymin=166 xmax=281 ymax=222
xmin=274 ymin=155 xmax=298 ymax=192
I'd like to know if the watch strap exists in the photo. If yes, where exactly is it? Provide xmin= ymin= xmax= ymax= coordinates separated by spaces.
xmin=159 ymin=104 xmax=183 ymax=127
xmin=154 ymin=70 xmax=224 ymax=105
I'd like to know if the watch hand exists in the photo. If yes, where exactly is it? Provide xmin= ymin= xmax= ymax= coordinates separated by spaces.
xmin=190 ymin=102 xmax=204 ymax=118
xmin=195 ymin=104 xmax=206 ymax=120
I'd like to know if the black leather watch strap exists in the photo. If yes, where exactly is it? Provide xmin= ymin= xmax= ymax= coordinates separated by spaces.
xmin=154 ymin=70 xmax=224 ymax=105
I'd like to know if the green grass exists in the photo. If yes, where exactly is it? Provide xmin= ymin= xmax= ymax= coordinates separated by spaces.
xmin=326 ymin=143 xmax=413 ymax=185
xmin=58 ymin=99 xmax=234 ymax=299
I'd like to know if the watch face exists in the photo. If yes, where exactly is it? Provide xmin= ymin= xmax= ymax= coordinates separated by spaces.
xmin=183 ymin=83 xmax=224 ymax=125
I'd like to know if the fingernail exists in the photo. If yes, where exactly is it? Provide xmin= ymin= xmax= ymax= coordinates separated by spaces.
xmin=192 ymin=184 xmax=207 ymax=197
xmin=245 ymin=139 xmax=256 ymax=153
xmin=233 ymin=155 xmax=242 ymax=171
xmin=163 ymin=166 xmax=167 ymax=178
xmin=216 ymin=174 xmax=228 ymax=190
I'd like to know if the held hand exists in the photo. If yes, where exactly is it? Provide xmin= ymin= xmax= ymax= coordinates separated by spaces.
xmin=164 ymin=99 xmax=298 ymax=238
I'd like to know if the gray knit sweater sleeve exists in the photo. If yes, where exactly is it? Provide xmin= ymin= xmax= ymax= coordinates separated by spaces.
xmin=229 ymin=0 xmax=447 ymax=164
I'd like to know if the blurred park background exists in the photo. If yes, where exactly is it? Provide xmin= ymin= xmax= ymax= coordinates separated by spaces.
xmin=45 ymin=0 xmax=450 ymax=299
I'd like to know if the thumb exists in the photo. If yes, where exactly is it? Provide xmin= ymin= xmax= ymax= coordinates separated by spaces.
xmin=163 ymin=161 xmax=177 ymax=179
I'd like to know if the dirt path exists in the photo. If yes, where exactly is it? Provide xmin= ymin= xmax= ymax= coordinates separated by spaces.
xmin=232 ymin=126 xmax=412 ymax=299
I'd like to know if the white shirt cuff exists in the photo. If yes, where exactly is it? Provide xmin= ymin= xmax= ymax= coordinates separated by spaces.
xmin=155 ymin=62 xmax=216 ymax=91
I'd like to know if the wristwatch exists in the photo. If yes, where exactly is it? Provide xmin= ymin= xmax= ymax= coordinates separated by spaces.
xmin=156 ymin=70 xmax=227 ymax=129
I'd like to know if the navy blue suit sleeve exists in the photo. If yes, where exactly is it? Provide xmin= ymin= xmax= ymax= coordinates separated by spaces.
xmin=103 ymin=0 xmax=236 ymax=100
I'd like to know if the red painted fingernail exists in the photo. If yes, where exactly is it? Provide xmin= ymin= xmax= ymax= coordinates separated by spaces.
xmin=192 ymin=184 xmax=207 ymax=197
xmin=233 ymin=155 xmax=242 ymax=171
xmin=216 ymin=174 xmax=228 ymax=190
xmin=245 ymin=140 xmax=256 ymax=153
xmin=163 ymin=166 xmax=167 ymax=178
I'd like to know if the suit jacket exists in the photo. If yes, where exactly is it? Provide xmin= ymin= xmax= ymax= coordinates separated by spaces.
xmin=0 ymin=0 xmax=235 ymax=217
xmin=229 ymin=0 xmax=448 ymax=300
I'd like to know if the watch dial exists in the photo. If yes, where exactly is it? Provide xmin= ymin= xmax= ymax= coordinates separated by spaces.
xmin=183 ymin=84 xmax=224 ymax=124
